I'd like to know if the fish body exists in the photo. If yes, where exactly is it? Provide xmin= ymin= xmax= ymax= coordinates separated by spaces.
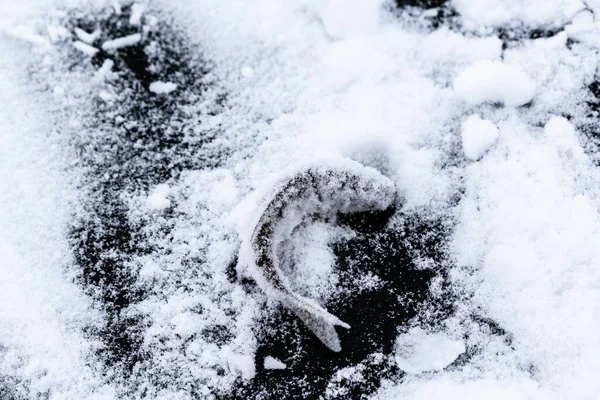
xmin=249 ymin=158 xmax=396 ymax=351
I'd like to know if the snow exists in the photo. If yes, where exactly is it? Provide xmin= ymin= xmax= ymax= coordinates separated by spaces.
xmin=73 ymin=40 xmax=98 ymax=56
xmin=146 ymin=184 xmax=171 ymax=210
xmin=129 ymin=3 xmax=146 ymax=26
xmin=74 ymin=27 xmax=100 ymax=44
xmin=148 ymin=80 xmax=177 ymax=94
xmin=305 ymin=0 xmax=383 ymax=39
xmin=0 ymin=31 xmax=114 ymax=399
xmin=394 ymin=327 xmax=465 ymax=373
xmin=461 ymin=115 xmax=499 ymax=161
xmin=101 ymin=33 xmax=142 ymax=50
xmin=93 ymin=59 xmax=114 ymax=82
xmin=264 ymin=356 xmax=287 ymax=370
xmin=452 ymin=0 xmax=584 ymax=28
xmin=454 ymin=60 xmax=536 ymax=107
xmin=2 ymin=0 xmax=600 ymax=398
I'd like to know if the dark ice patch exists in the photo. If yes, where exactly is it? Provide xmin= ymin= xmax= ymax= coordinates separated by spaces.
xmin=227 ymin=210 xmax=455 ymax=399
xmin=63 ymin=3 xmax=227 ymax=378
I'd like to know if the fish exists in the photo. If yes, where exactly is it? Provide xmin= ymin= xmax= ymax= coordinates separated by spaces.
xmin=248 ymin=157 xmax=397 ymax=352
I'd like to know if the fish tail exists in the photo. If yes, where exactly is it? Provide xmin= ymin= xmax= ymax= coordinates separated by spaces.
xmin=282 ymin=293 xmax=350 ymax=352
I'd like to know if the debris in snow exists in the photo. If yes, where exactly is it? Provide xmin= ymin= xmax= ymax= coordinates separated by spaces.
xmin=394 ymin=328 xmax=465 ymax=374
xmin=264 ymin=356 xmax=287 ymax=370
xmin=146 ymin=184 xmax=171 ymax=210
xmin=461 ymin=115 xmax=499 ymax=161
xmin=101 ymin=33 xmax=142 ymax=50
xmin=149 ymin=81 xmax=178 ymax=94
xmin=454 ymin=60 xmax=535 ymax=107
xmin=72 ymin=40 xmax=99 ymax=57
xmin=93 ymin=59 xmax=114 ymax=82
xmin=0 ymin=24 xmax=51 ymax=49
xmin=74 ymin=27 xmax=100 ymax=44
xmin=129 ymin=3 xmax=146 ymax=26
xmin=46 ymin=25 xmax=70 ymax=43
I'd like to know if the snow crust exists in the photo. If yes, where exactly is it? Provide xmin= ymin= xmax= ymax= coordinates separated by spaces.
xmin=2 ymin=0 xmax=600 ymax=398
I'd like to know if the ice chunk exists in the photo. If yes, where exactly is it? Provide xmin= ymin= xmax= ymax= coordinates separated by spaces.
xmin=130 ymin=3 xmax=146 ymax=26
xmin=461 ymin=115 xmax=499 ymax=161
xmin=101 ymin=33 xmax=142 ymax=50
xmin=74 ymin=27 xmax=100 ymax=44
xmin=73 ymin=40 xmax=99 ymax=57
xmin=394 ymin=328 xmax=465 ymax=374
xmin=93 ymin=59 xmax=114 ymax=82
xmin=264 ymin=356 xmax=287 ymax=370
xmin=454 ymin=60 xmax=535 ymax=107
xmin=149 ymin=81 xmax=178 ymax=94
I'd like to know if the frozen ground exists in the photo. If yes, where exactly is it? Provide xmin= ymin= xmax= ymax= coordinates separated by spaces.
xmin=1 ymin=0 xmax=600 ymax=398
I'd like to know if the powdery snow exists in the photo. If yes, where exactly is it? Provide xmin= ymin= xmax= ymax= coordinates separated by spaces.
xmin=2 ymin=0 xmax=600 ymax=398
xmin=454 ymin=60 xmax=536 ymax=107
xmin=461 ymin=114 xmax=499 ymax=160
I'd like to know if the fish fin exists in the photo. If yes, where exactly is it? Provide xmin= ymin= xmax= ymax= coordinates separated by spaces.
xmin=283 ymin=294 xmax=350 ymax=352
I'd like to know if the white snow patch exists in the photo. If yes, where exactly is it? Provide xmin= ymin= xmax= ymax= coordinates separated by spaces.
xmin=0 ymin=23 xmax=51 ymax=49
xmin=73 ymin=40 xmax=98 ymax=56
xmin=454 ymin=60 xmax=535 ymax=106
xmin=74 ymin=27 xmax=100 ymax=44
xmin=101 ymin=33 xmax=141 ymax=50
xmin=93 ymin=59 xmax=115 ymax=82
xmin=149 ymin=80 xmax=178 ymax=94
xmin=306 ymin=0 xmax=383 ymax=38
xmin=264 ymin=356 xmax=287 ymax=370
xmin=461 ymin=114 xmax=499 ymax=160
xmin=129 ymin=3 xmax=146 ymax=26
xmin=146 ymin=184 xmax=171 ymax=210
xmin=394 ymin=328 xmax=465 ymax=374
xmin=453 ymin=0 xmax=584 ymax=28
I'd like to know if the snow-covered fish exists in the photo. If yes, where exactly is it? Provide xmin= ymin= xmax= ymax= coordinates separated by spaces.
xmin=248 ymin=157 xmax=397 ymax=352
